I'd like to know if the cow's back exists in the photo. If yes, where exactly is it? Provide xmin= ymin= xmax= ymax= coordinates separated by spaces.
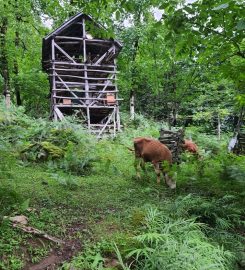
xmin=142 ymin=139 xmax=172 ymax=163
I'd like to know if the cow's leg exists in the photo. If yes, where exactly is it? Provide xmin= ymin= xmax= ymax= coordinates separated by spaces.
xmin=161 ymin=162 xmax=176 ymax=189
xmin=152 ymin=162 xmax=161 ymax=184
xmin=164 ymin=173 xmax=176 ymax=189
xmin=134 ymin=157 xmax=142 ymax=179
xmin=140 ymin=159 xmax=146 ymax=172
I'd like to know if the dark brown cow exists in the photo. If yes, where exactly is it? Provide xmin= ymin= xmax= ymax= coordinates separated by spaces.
xmin=133 ymin=137 xmax=176 ymax=189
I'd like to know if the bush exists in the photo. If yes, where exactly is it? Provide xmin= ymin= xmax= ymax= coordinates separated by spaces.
xmin=116 ymin=207 xmax=233 ymax=270
xmin=0 ymin=102 xmax=97 ymax=176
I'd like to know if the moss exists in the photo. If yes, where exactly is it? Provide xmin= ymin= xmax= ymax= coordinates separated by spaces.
xmin=40 ymin=141 xmax=64 ymax=159
xmin=20 ymin=142 xmax=64 ymax=161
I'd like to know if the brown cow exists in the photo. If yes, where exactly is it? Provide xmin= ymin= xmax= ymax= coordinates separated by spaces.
xmin=182 ymin=139 xmax=199 ymax=155
xmin=133 ymin=137 xmax=176 ymax=189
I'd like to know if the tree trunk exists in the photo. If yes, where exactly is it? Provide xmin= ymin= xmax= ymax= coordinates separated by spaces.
xmin=14 ymin=31 xmax=22 ymax=105
xmin=0 ymin=15 xmax=9 ymax=97
xmin=129 ymin=12 xmax=140 ymax=120
xmin=130 ymin=90 xmax=135 ymax=120
xmin=172 ymin=102 xmax=178 ymax=127
xmin=217 ymin=113 xmax=221 ymax=140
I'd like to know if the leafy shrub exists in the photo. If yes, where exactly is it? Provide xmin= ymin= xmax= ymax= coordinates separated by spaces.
xmin=0 ymin=102 xmax=96 ymax=176
xmin=20 ymin=142 xmax=64 ymax=161
xmin=116 ymin=207 xmax=233 ymax=270
xmin=218 ymin=154 xmax=245 ymax=183
xmin=166 ymin=194 xmax=244 ymax=230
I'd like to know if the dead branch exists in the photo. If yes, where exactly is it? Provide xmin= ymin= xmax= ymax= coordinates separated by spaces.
xmin=12 ymin=223 xmax=65 ymax=245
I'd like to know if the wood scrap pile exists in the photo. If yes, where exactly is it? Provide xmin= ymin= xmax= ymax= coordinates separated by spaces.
xmin=158 ymin=128 xmax=185 ymax=163
xmin=232 ymin=127 xmax=245 ymax=155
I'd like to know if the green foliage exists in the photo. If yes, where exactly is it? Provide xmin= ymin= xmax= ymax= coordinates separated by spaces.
xmin=61 ymin=241 xmax=112 ymax=270
xmin=0 ymin=102 xmax=96 ymax=177
xmin=219 ymin=154 xmax=245 ymax=182
xmin=20 ymin=141 xmax=64 ymax=161
xmin=27 ymin=246 xmax=49 ymax=264
xmin=51 ymin=173 xmax=80 ymax=190
xmin=116 ymin=207 xmax=234 ymax=270
xmin=166 ymin=194 xmax=244 ymax=230
xmin=164 ymin=0 xmax=245 ymax=95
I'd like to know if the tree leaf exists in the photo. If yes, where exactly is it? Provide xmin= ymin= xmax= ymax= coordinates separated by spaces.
xmin=20 ymin=199 xmax=30 ymax=211
xmin=213 ymin=3 xmax=229 ymax=11
xmin=116 ymin=10 xmax=120 ymax=21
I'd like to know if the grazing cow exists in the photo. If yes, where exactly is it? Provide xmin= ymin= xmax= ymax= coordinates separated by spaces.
xmin=182 ymin=139 xmax=199 ymax=154
xmin=133 ymin=137 xmax=176 ymax=189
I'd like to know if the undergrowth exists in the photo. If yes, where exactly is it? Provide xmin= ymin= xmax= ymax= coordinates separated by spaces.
xmin=0 ymin=101 xmax=96 ymax=176
xmin=0 ymin=102 xmax=245 ymax=269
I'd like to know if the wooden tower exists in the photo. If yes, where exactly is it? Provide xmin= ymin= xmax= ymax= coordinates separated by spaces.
xmin=42 ymin=13 xmax=122 ymax=137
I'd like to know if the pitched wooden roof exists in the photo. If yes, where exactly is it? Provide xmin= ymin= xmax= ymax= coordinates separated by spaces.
xmin=42 ymin=13 xmax=122 ymax=67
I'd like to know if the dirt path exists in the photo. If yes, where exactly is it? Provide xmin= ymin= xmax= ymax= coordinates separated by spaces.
xmin=23 ymin=223 xmax=85 ymax=270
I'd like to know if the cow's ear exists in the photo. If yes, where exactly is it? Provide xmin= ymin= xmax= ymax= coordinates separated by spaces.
xmin=144 ymin=138 xmax=152 ymax=142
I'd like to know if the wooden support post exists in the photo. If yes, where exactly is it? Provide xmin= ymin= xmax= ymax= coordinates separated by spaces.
xmin=51 ymin=38 xmax=56 ymax=120
xmin=113 ymin=48 xmax=121 ymax=132
xmin=97 ymin=110 xmax=114 ymax=138
xmin=87 ymin=106 xmax=90 ymax=129
xmin=217 ymin=112 xmax=221 ymax=140
xmin=113 ymin=107 xmax=116 ymax=136
xmin=82 ymin=18 xmax=90 ymax=108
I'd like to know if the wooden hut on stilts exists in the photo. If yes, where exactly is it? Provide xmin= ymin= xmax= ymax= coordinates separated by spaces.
xmin=42 ymin=13 xmax=122 ymax=138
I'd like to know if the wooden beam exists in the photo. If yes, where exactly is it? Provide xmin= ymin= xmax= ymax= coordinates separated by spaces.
xmin=49 ymin=74 xmax=117 ymax=81
xmin=55 ymin=36 xmax=115 ymax=45
xmin=49 ymin=67 xmax=119 ymax=73
xmin=89 ymin=74 xmax=115 ymax=107
xmin=56 ymin=41 xmax=81 ymax=45
xmin=53 ymin=89 xmax=118 ymax=93
xmin=56 ymin=104 xmax=117 ymax=108
xmin=52 ymin=61 xmax=116 ymax=68
xmin=54 ymin=42 xmax=76 ymax=63
xmin=94 ymin=47 xmax=114 ymax=65
xmin=55 ymin=81 xmax=116 ymax=87
xmin=90 ymin=124 xmax=115 ymax=127
xmin=53 ymin=95 xmax=123 ymax=101
xmin=55 ymin=72 xmax=85 ymax=106
xmin=54 ymin=106 xmax=64 ymax=120
xmin=97 ymin=110 xmax=115 ymax=138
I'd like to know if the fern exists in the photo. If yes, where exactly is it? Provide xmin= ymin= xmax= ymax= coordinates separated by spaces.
xmin=116 ymin=207 xmax=234 ymax=270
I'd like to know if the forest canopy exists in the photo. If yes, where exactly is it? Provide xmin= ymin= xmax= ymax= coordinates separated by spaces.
xmin=0 ymin=0 xmax=244 ymax=132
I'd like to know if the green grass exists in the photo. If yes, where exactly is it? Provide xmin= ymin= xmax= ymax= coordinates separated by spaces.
xmin=0 ymin=104 xmax=245 ymax=269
